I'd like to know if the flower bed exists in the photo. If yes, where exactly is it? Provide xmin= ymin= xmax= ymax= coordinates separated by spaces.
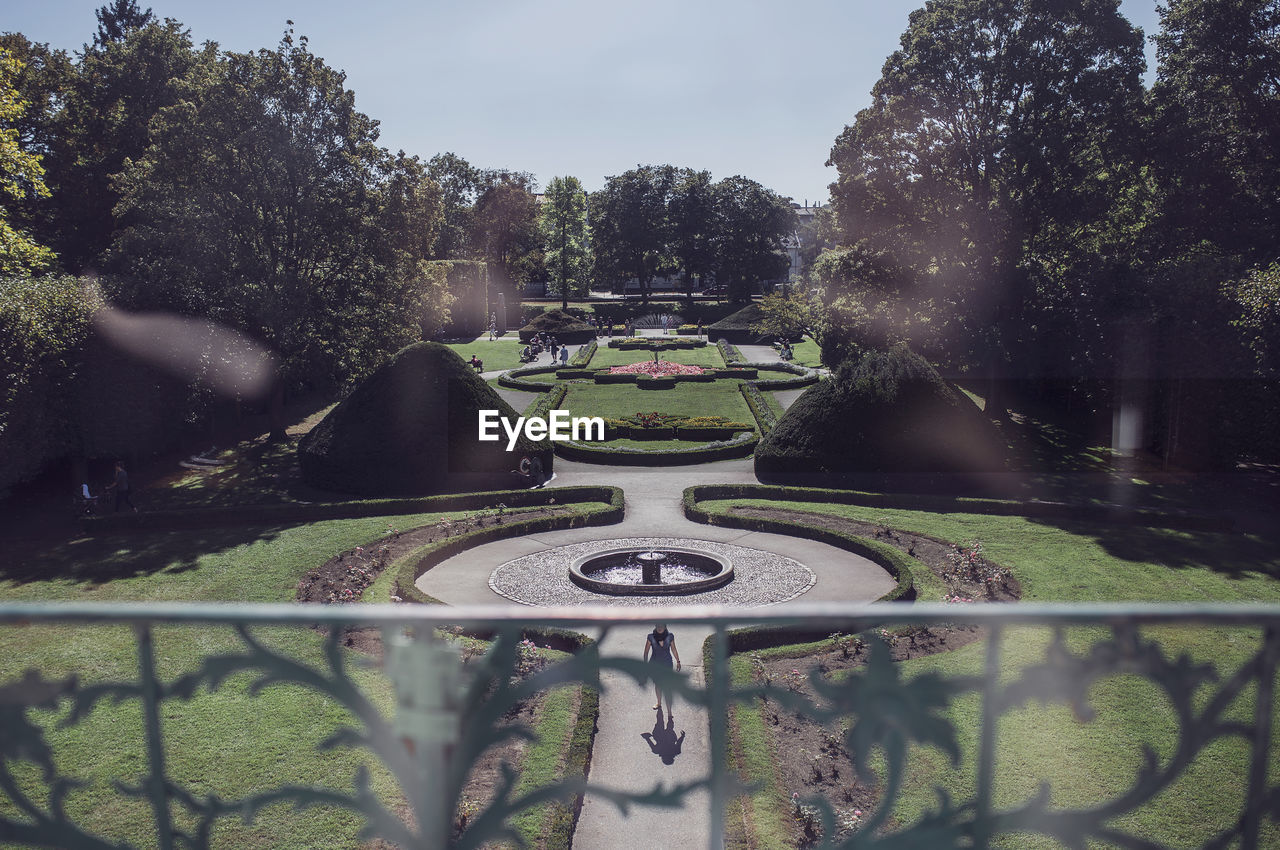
xmin=608 ymin=360 xmax=709 ymax=378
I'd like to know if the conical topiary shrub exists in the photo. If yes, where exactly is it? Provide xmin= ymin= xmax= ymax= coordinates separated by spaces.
xmin=299 ymin=342 xmax=549 ymax=495
xmin=518 ymin=309 xmax=595 ymax=344
xmin=754 ymin=344 xmax=1006 ymax=486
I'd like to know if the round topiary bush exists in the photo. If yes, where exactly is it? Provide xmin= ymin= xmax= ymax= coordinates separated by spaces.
xmin=299 ymin=342 xmax=550 ymax=495
xmin=518 ymin=309 xmax=595 ymax=344
xmin=754 ymin=344 xmax=1006 ymax=484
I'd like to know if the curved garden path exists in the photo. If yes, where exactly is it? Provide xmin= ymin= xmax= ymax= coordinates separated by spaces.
xmin=421 ymin=334 xmax=858 ymax=848
xmin=417 ymin=450 xmax=895 ymax=849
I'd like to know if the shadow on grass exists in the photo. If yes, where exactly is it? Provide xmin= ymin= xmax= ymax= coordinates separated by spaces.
xmin=1032 ymin=517 xmax=1280 ymax=579
xmin=5 ymin=524 xmax=291 ymax=587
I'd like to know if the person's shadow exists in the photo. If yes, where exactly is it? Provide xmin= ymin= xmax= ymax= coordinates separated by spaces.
xmin=640 ymin=710 xmax=686 ymax=765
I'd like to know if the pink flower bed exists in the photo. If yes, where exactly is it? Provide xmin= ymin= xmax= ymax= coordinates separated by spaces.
xmin=608 ymin=360 xmax=708 ymax=377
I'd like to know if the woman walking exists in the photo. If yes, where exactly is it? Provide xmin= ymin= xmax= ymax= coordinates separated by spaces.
xmin=642 ymin=623 xmax=682 ymax=714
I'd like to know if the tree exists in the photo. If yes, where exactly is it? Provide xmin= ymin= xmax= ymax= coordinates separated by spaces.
xmin=44 ymin=6 xmax=201 ymax=270
xmin=112 ymin=27 xmax=442 ymax=437
xmin=827 ymin=0 xmax=1145 ymax=410
xmin=668 ymin=168 xmax=716 ymax=300
xmin=1149 ymin=0 xmax=1280 ymax=264
xmin=589 ymin=165 xmax=674 ymax=302
xmin=427 ymin=151 xmax=481 ymax=260
xmin=0 ymin=47 xmax=56 ymax=274
xmin=470 ymin=172 xmax=539 ymax=292
xmin=540 ymin=175 xmax=588 ymax=309
xmin=712 ymin=175 xmax=794 ymax=302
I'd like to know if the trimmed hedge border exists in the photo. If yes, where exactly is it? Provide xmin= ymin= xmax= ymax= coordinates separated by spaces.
xmin=605 ymin=339 xmax=707 ymax=351
xmin=685 ymin=482 xmax=1235 ymax=535
xmin=712 ymin=368 xmax=758 ymax=379
xmin=683 ymin=485 xmax=916 ymax=604
xmin=525 ymin=383 xmax=569 ymax=421
xmin=567 ymin=339 xmax=597 ymax=367
xmin=739 ymin=382 xmax=779 ymax=435
xmin=717 ymin=339 xmax=745 ymax=365
xmin=500 ymin=365 xmax=562 ymax=391
xmin=395 ymin=485 xmax=625 ymax=604
xmin=554 ymin=433 xmax=758 ymax=466
xmin=746 ymin=362 xmax=820 ymax=389
xmin=81 ymin=484 xmax=617 ymax=534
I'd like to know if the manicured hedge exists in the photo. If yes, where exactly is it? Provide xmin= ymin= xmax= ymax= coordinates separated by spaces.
xmin=681 ymin=485 xmax=917 ymax=605
xmin=82 ymin=485 xmax=612 ymax=534
xmin=713 ymin=368 xmax=758 ymax=379
xmin=500 ymin=365 xmax=562 ymax=391
xmin=525 ymin=383 xmax=569 ymax=421
xmin=682 ymin=483 xmax=1235 ymax=533
xmin=518 ymin=310 xmax=595 ymax=344
xmin=755 ymin=344 xmax=1006 ymax=482
xmin=567 ymin=340 xmax=597 ymax=367
xmin=298 ymin=342 xmax=547 ymax=495
xmin=748 ymin=362 xmax=820 ymax=389
xmin=717 ymin=339 xmax=745 ymax=365
xmin=555 ymin=369 xmax=597 ymax=380
xmin=739 ymin=382 xmax=779 ymax=435
xmin=396 ymin=486 xmax=625 ymax=604
xmin=605 ymin=338 xmax=707 ymax=351
xmin=554 ymin=433 xmax=758 ymax=466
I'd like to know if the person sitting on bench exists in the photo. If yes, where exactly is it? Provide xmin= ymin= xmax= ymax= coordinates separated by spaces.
xmin=469 ymin=354 xmax=483 ymax=371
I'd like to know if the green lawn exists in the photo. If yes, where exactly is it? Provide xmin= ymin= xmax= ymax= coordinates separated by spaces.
xmin=441 ymin=336 xmax=527 ymax=373
xmin=787 ymin=337 xmax=822 ymax=367
xmin=0 ymin=506 xmax=578 ymax=849
xmin=561 ymin=380 xmax=754 ymax=423
xmin=705 ymin=497 xmax=1280 ymax=848
xmin=587 ymin=345 xmax=724 ymax=369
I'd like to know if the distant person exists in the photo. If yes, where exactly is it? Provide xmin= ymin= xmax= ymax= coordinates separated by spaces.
xmin=696 ymin=319 xmax=703 ymax=337
xmin=107 ymin=460 xmax=137 ymax=513
xmin=559 ymin=346 xmax=569 ymax=365
xmin=643 ymin=623 xmax=681 ymax=714
xmin=469 ymin=354 xmax=483 ymax=371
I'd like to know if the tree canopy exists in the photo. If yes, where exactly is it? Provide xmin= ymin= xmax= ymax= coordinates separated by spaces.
xmin=540 ymin=175 xmax=589 ymax=309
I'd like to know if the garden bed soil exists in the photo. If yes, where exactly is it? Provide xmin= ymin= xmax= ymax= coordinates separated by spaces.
xmin=724 ymin=505 xmax=1021 ymax=846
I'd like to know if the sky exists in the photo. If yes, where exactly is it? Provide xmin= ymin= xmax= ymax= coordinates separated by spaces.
xmin=5 ymin=0 xmax=1162 ymax=205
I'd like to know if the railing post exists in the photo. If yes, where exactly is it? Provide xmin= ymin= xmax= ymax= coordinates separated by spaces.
xmin=708 ymin=624 xmax=729 ymax=850
xmin=384 ymin=625 xmax=461 ymax=847
xmin=135 ymin=623 xmax=175 ymax=850
xmin=1243 ymin=625 xmax=1280 ymax=849
xmin=973 ymin=624 xmax=1003 ymax=847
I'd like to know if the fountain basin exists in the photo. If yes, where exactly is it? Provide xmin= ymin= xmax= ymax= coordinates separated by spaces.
xmin=569 ymin=547 xmax=733 ymax=596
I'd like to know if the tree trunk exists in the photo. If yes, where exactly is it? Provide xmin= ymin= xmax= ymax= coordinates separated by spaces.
xmin=267 ymin=377 xmax=288 ymax=443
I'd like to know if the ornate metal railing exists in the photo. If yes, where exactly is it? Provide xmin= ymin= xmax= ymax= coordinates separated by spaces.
xmin=0 ymin=601 xmax=1277 ymax=849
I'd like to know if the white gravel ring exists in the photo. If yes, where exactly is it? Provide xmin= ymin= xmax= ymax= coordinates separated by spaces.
xmin=488 ymin=537 xmax=816 ymax=607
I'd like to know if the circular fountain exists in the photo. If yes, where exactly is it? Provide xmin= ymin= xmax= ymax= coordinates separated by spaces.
xmin=487 ymin=537 xmax=815 ymax=607
xmin=569 ymin=546 xmax=734 ymax=596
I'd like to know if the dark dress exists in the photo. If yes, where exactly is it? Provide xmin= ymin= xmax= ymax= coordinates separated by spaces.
xmin=647 ymin=629 xmax=674 ymax=667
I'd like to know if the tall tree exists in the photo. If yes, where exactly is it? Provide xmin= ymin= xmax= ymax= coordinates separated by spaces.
xmin=827 ymin=0 xmax=1145 ymax=409
xmin=1149 ymin=0 xmax=1280 ymax=264
xmin=668 ymin=168 xmax=716 ymax=300
xmin=470 ymin=172 xmax=539 ymax=291
xmin=712 ymin=175 xmax=795 ymax=303
xmin=540 ymin=175 xmax=588 ymax=309
xmin=45 ymin=6 xmax=201 ymax=270
xmin=0 ymin=47 xmax=56 ymax=274
xmin=589 ymin=164 xmax=674 ymax=303
xmin=112 ymin=27 xmax=442 ymax=437
xmin=427 ymin=151 xmax=481 ymax=260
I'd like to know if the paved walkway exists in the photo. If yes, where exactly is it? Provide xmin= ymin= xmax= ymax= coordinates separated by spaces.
xmin=417 ymin=454 xmax=893 ymax=849
xmin=434 ymin=332 xmax=847 ymax=848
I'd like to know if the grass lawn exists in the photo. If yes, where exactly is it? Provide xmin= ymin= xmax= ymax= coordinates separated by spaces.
xmin=587 ymin=345 xmax=725 ymax=369
xmin=0 ymin=502 xmax=604 ymax=848
xmin=786 ymin=337 xmax=822 ymax=367
xmin=561 ymin=380 xmax=754 ymax=423
xmin=703 ymin=497 xmax=1280 ymax=848
xmin=440 ymin=336 xmax=527 ymax=373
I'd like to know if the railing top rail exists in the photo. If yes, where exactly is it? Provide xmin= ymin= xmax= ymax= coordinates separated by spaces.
xmin=1 ymin=600 xmax=1279 ymax=628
